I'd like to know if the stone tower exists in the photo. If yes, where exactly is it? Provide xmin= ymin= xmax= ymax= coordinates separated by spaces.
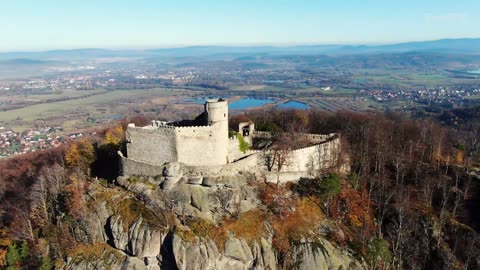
xmin=205 ymin=99 xmax=229 ymax=164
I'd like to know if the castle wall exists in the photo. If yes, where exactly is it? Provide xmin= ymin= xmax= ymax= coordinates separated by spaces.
xmin=119 ymin=152 xmax=164 ymax=177
xmin=282 ymin=135 xmax=341 ymax=175
xmin=175 ymin=125 xmax=228 ymax=166
xmin=126 ymin=126 xmax=177 ymax=166
xmin=119 ymin=151 xmax=259 ymax=177
xmin=257 ymin=134 xmax=341 ymax=176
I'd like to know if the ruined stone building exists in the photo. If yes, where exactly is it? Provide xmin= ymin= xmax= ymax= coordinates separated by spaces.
xmin=124 ymin=99 xmax=230 ymax=167
xmin=119 ymin=99 xmax=343 ymax=183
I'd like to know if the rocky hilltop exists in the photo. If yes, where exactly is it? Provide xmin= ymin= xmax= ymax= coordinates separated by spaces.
xmin=62 ymin=161 xmax=363 ymax=270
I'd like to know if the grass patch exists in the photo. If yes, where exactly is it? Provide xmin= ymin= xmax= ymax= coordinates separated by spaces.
xmin=179 ymin=209 xmax=267 ymax=250
xmin=68 ymin=242 xmax=123 ymax=265
xmin=114 ymin=198 xmax=166 ymax=231
xmin=270 ymin=197 xmax=325 ymax=254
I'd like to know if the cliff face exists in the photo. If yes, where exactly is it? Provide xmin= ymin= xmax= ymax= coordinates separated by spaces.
xmin=67 ymin=210 xmax=362 ymax=270
xmin=56 ymin=163 xmax=480 ymax=270
xmin=62 ymin=173 xmax=364 ymax=270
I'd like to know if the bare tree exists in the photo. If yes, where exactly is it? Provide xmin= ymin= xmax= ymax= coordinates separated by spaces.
xmin=29 ymin=176 xmax=49 ymax=226
xmin=372 ymin=176 xmax=397 ymax=239
xmin=464 ymin=233 xmax=480 ymax=270
xmin=437 ymin=177 xmax=450 ymax=247
xmin=210 ymin=185 xmax=235 ymax=216
xmin=421 ymin=175 xmax=436 ymax=208
xmin=6 ymin=200 xmax=35 ymax=241
xmin=387 ymin=192 xmax=414 ymax=269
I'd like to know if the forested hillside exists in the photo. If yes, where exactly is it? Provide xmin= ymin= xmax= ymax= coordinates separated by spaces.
xmin=1 ymin=110 xmax=479 ymax=269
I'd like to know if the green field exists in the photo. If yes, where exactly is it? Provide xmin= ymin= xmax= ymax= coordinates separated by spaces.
xmin=0 ymin=88 xmax=186 ymax=131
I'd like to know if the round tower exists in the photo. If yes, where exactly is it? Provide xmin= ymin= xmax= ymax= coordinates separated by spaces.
xmin=205 ymin=99 xmax=228 ymax=125
xmin=205 ymin=99 xmax=229 ymax=164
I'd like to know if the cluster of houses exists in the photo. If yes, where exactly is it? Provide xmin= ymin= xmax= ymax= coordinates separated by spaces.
xmin=362 ymin=87 xmax=480 ymax=106
xmin=0 ymin=126 xmax=83 ymax=159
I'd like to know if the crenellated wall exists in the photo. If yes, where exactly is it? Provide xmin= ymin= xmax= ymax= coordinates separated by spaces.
xmin=131 ymin=99 xmax=228 ymax=167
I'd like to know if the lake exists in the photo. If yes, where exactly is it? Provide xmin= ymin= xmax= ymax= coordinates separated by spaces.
xmin=468 ymin=69 xmax=480 ymax=74
xmin=276 ymin=100 xmax=310 ymax=110
xmin=182 ymin=97 xmax=311 ymax=110
xmin=229 ymin=98 xmax=275 ymax=109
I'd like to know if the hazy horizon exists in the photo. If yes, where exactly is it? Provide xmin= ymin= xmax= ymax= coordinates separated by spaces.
xmin=1 ymin=37 xmax=479 ymax=54
xmin=1 ymin=0 xmax=479 ymax=52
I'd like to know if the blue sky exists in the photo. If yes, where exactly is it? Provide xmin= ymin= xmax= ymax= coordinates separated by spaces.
xmin=0 ymin=0 xmax=478 ymax=51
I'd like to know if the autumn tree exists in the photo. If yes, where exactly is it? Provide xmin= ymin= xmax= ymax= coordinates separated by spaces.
xmin=30 ymin=163 xmax=68 ymax=225
xmin=103 ymin=125 xmax=124 ymax=147
xmin=64 ymin=168 xmax=88 ymax=220
xmin=65 ymin=138 xmax=95 ymax=173
xmin=294 ymin=173 xmax=341 ymax=216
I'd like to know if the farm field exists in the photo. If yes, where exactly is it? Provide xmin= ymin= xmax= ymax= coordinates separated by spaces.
xmin=298 ymin=97 xmax=378 ymax=111
xmin=0 ymin=88 xmax=193 ymax=131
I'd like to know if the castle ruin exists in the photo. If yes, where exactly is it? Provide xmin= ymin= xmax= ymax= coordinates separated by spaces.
xmin=119 ymin=99 xmax=344 ymax=184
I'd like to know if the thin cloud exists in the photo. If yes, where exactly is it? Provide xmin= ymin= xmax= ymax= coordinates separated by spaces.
xmin=424 ymin=13 xmax=468 ymax=23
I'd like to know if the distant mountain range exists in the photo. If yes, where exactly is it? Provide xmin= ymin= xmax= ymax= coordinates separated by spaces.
xmin=1 ymin=38 xmax=480 ymax=62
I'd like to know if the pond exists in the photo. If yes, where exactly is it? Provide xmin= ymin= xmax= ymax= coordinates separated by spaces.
xmin=228 ymin=98 xmax=275 ymax=109
xmin=276 ymin=100 xmax=310 ymax=110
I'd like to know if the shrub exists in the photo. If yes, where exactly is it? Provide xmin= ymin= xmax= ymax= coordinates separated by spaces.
xmin=221 ymin=210 xmax=267 ymax=246
xmin=39 ymin=257 xmax=53 ymax=270
xmin=365 ymin=238 xmax=392 ymax=268
xmin=237 ymin=133 xmax=250 ymax=153
xmin=68 ymin=243 xmax=123 ymax=265
xmin=229 ymin=131 xmax=250 ymax=153
xmin=270 ymin=197 xmax=324 ymax=268
xmin=5 ymin=241 xmax=29 ymax=270
xmin=257 ymin=123 xmax=281 ymax=133
xmin=294 ymin=173 xmax=342 ymax=199
xmin=5 ymin=243 xmax=20 ymax=269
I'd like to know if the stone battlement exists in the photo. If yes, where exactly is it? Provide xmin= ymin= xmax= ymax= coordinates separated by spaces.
xmin=125 ymin=99 xmax=229 ymax=167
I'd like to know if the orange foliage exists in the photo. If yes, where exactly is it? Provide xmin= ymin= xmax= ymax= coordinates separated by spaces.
xmin=455 ymin=150 xmax=464 ymax=163
xmin=181 ymin=210 xmax=267 ymax=250
xmin=65 ymin=138 xmax=95 ymax=172
xmin=270 ymin=197 xmax=324 ymax=254
xmin=0 ymin=229 xmax=10 ymax=267
xmin=329 ymin=182 xmax=375 ymax=239
xmin=65 ymin=172 xmax=87 ymax=219
xmin=68 ymin=242 xmax=121 ymax=263
xmin=104 ymin=125 xmax=124 ymax=146
xmin=258 ymin=183 xmax=295 ymax=216
xmin=259 ymin=183 xmax=325 ymax=254
xmin=221 ymin=209 xmax=267 ymax=245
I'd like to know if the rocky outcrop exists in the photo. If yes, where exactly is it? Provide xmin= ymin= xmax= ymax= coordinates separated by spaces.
xmin=171 ymin=233 xmax=277 ymax=270
xmin=66 ymin=250 xmax=159 ymax=270
xmin=66 ymin=172 xmax=364 ymax=269
xmin=67 ymin=216 xmax=362 ymax=270
xmin=292 ymin=240 xmax=363 ymax=270
xmin=117 ymin=165 xmax=260 ymax=222
xmin=108 ymin=215 xmax=165 ymax=258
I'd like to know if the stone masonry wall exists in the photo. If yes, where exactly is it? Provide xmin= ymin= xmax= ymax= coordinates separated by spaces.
xmin=126 ymin=124 xmax=229 ymax=167
xmin=119 ymin=152 xmax=164 ymax=177
xmin=282 ymin=135 xmax=341 ymax=175
xmin=126 ymin=126 xmax=177 ymax=166
xmin=176 ymin=125 xmax=227 ymax=166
